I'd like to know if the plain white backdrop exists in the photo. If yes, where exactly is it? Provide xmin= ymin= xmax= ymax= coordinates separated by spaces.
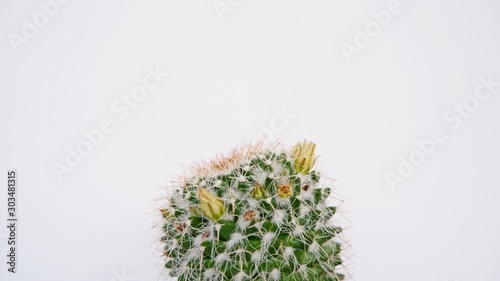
xmin=1 ymin=0 xmax=500 ymax=280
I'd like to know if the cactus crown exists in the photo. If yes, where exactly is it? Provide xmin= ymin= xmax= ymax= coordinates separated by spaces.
xmin=160 ymin=141 xmax=344 ymax=281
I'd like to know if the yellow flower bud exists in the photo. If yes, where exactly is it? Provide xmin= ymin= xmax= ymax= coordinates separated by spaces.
xmin=292 ymin=140 xmax=317 ymax=174
xmin=277 ymin=184 xmax=293 ymax=198
xmin=197 ymin=187 xmax=225 ymax=221
xmin=251 ymin=183 xmax=266 ymax=200
xmin=160 ymin=209 xmax=172 ymax=219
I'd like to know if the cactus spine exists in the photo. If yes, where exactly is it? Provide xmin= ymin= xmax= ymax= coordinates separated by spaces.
xmin=160 ymin=141 xmax=344 ymax=281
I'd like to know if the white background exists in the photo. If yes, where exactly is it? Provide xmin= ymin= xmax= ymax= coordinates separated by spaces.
xmin=1 ymin=0 xmax=500 ymax=280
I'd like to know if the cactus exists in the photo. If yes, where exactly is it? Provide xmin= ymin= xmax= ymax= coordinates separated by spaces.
xmin=160 ymin=141 xmax=344 ymax=281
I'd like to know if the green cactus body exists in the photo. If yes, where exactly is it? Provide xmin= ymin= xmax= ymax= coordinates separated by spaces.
xmin=161 ymin=141 xmax=344 ymax=281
